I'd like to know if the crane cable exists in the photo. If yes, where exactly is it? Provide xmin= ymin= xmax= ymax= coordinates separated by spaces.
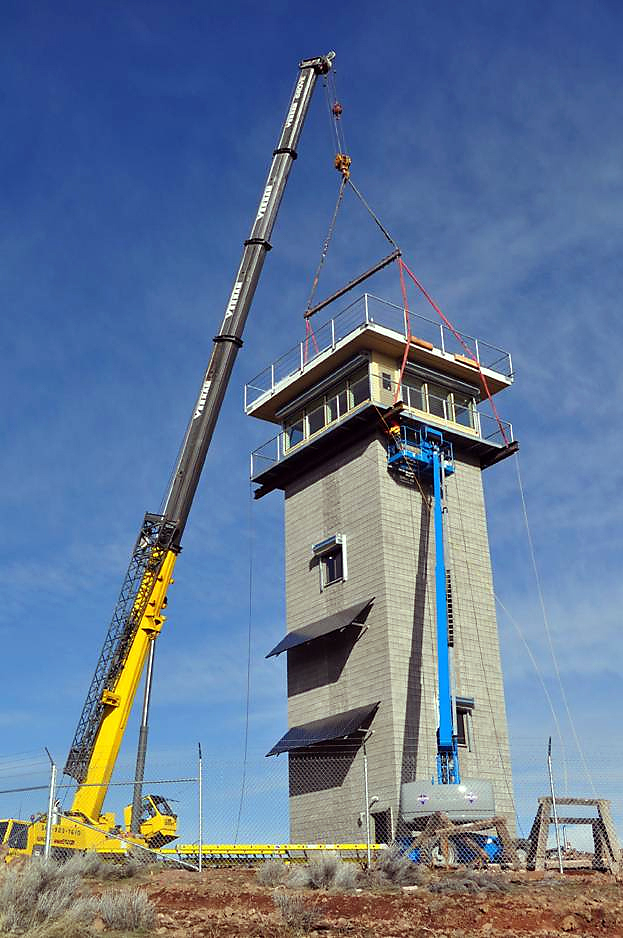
xmin=446 ymin=473 xmax=523 ymax=833
xmin=232 ymin=482 xmax=256 ymax=843
xmin=494 ymin=593 xmax=569 ymax=793
xmin=304 ymin=75 xmax=399 ymax=360
xmin=514 ymin=455 xmax=596 ymax=796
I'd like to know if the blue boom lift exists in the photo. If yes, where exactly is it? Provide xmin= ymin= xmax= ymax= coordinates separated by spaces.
xmin=386 ymin=412 xmax=503 ymax=863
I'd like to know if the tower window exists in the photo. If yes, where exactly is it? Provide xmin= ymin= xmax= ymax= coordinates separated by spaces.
xmin=455 ymin=696 xmax=475 ymax=750
xmin=402 ymin=375 xmax=424 ymax=411
xmin=312 ymin=534 xmax=348 ymax=590
xmin=452 ymin=393 xmax=475 ymax=429
xmin=349 ymin=369 xmax=370 ymax=408
xmin=322 ymin=547 xmax=343 ymax=587
xmin=307 ymin=403 xmax=326 ymax=436
xmin=285 ymin=417 xmax=304 ymax=449
xmin=427 ymin=383 xmax=451 ymax=420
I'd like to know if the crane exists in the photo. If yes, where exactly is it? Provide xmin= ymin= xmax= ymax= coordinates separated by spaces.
xmin=3 ymin=51 xmax=335 ymax=858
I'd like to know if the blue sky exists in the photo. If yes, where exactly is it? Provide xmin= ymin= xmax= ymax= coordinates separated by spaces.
xmin=1 ymin=1 xmax=621 ymax=836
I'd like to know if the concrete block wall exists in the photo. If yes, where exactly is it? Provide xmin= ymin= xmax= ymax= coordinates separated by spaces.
xmin=280 ymin=430 xmax=514 ymax=842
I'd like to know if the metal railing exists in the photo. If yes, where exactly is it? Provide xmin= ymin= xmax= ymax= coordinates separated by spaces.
xmin=245 ymin=294 xmax=513 ymax=411
xmin=250 ymin=377 xmax=513 ymax=480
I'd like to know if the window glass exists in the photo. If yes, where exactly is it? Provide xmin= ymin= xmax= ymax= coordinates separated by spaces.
xmin=456 ymin=709 xmax=467 ymax=747
xmin=307 ymin=402 xmax=326 ymax=436
xmin=285 ymin=417 xmax=304 ymax=449
xmin=142 ymin=797 xmax=156 ymax=818
xmin=151 ymin=795 xmax=174 ymax=815
xmin=427 ymin=383 xmax=449 ymax=420
xmin=327 ymin=381 xmax=347 ymax=423
xmin=402 ymin=375 xmax=424 ymax=411
xmin=453 ymin=394 xmax=474 ymax=428
xmin=349 ymin=370 xmax=369 ymax=408
xmin=323 ymin=548 xmax=343 ymax=586
xmin=8 ymin=823 xmax=28 ymax=850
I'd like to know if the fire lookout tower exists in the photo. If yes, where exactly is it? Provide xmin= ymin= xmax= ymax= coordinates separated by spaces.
xmin=246 ymin=290 xmax=516 ymax=844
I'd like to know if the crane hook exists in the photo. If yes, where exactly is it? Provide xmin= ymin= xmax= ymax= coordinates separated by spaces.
xmin=334 ymin=153 xmax=352 ymax=179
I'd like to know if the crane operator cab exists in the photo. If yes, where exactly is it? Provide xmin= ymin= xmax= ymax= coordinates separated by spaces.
xmin=123 ymin=794 xmax=177 ymax=848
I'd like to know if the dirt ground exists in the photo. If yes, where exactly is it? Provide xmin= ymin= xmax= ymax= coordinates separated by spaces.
xmin=141 ymin=866 xmax=623 ymax=938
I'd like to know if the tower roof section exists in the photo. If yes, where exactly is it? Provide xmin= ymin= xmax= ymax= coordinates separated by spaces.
xmin=245 ymin=293 xmax=513 ymax=424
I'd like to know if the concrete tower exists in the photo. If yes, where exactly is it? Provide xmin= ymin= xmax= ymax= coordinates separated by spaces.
xmin=245 ymin=293 xmax=516 ymax=843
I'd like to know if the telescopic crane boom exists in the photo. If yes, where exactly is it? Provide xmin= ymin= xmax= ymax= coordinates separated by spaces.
xmin=62 ymin=52 xmax=335 ymax=842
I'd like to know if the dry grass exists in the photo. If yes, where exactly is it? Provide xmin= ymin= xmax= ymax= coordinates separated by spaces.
xmin=285 ymin=853 xmax=357 ymax=891
xmin=62 ymin=851 xmax=141 ymax=881
xmin=256 ymin=859 xmax=289 ymax=887
xmin=428 ymin=869 xmax=512 ymax=895
xmin=99 ymin=887 xmax=157 ymax=930
xmin=0 ymin=856 xmax=155 ymax=936
xmin=0 ymin=860 xmax=79 ymax=933
xmin=272 ymin=891 xmax=318 ymax=934
xmin=363 ymin=845 xmax=428 ymax=888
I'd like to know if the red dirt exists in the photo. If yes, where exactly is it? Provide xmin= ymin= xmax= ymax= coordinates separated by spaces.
xmin=141 ymin=867 xmax=623 ymax=937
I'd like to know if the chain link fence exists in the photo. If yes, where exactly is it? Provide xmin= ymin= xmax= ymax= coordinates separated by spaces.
xmin=0 ymin=741 xmax=619 ymax=872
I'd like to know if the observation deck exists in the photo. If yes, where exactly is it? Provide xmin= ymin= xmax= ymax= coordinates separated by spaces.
xmin=245 ymin=294 xmax=516 ymax=497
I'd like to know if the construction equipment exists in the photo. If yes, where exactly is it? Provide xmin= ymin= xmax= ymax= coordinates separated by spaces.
xmin=2 ymin=51 xmax=335 ymax=859
xmin=386 ymin=412 xmax=506 ymax=859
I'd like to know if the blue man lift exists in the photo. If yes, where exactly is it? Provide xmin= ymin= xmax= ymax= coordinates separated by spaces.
xmin=386 ymin=413 xmax=506 ymax=863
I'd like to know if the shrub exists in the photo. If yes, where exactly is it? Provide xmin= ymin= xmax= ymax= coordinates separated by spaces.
xmin=285 ymin=865 xmax=311 ymax=889
xmin=331 ymin=861 xmax=358 ymax=891
xmin=284 ymin=853 xmax=358 ymax=891
xmin=428 ymin=869 xmax=510 ymax=895
xmin=256 ymin=859 xmax=289 ymax=886
xmin=98 ymin=886 xmax=157 ymax=931
xmin=272 ymin=891 xmax=318 ymax=933
xmin=305 ymin=853 xmax=342 ymax=889
xmin=63 ymin=851 xmax=141 ymax=881
xmin=366 ymin=845 xmax=427 ymax=888
xmin=0 ymin=860 xmax=80 ymax=932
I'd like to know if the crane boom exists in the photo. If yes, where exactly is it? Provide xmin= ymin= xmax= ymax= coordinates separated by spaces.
xmin=64 ymin=52 xmax=334 ymax=828
xmin=164 ymin=53 xmax=334 ymax=540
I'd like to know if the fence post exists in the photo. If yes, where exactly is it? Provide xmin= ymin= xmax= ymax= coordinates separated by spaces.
xmin=198 ymin=742 xmax=203 ymax=874
xmin=363 ymin=740 xmax=371 ymax=868
xmin=547 ymin=737 xmax=564 ymax=874
xmin=44 ymin=749 xmax=57 ymax=860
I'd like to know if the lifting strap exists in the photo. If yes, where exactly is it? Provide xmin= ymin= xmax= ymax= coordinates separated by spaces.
xmin=395 ymin=257 xmax=510 ymax=447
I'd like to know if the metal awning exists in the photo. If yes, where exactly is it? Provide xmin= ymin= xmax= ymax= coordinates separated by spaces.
xmin=266 ymin=701 xmax=380 ymax=756
xmin=266 ymin=599 xmax=374 ymax=658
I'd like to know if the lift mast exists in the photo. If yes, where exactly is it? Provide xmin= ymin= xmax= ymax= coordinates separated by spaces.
xmin=63 ymin=52 xmax=334 ymax=830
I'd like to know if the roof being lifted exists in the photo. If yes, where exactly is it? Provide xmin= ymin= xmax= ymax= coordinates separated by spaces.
xmin=266 ymin=702 xmax=380 ymax=756
xmin=266 ymin=598 xmax=374 ymax=658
